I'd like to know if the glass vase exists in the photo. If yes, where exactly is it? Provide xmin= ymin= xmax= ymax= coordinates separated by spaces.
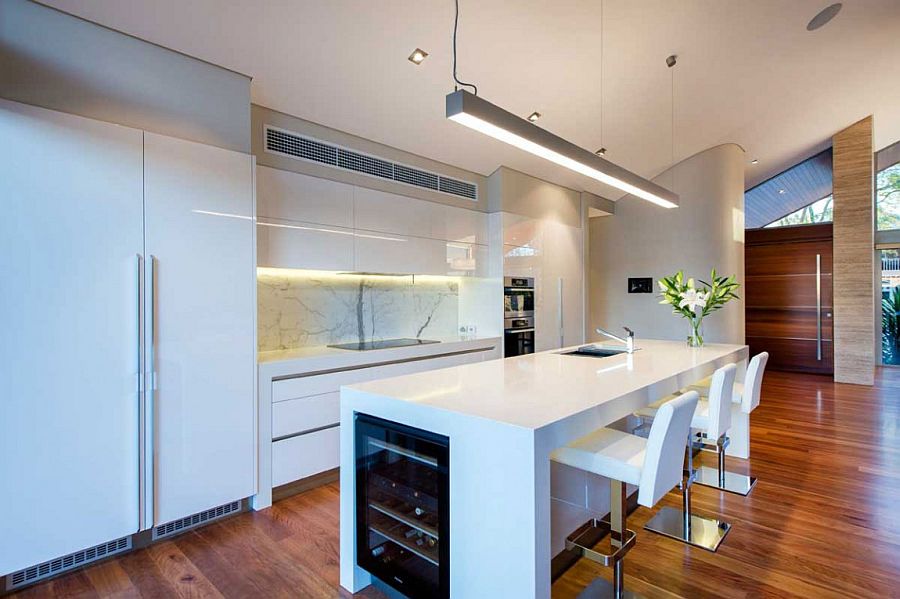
xmin=687 ymin=319 xmax=704 ymax=347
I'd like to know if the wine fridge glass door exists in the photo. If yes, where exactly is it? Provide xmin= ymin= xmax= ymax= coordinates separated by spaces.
xmin=355 ymin=414 xmax=449 ymax=599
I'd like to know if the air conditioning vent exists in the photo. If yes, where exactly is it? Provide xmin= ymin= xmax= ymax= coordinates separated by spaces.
xmin=264 ymin=126 xmax=478 ymax=201
xmin=6 ymin=537 xmax=131 ymax=591
xmin=152 ymin=500 xmax=242 ymax=540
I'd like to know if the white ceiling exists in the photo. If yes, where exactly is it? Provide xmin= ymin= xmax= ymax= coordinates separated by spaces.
xmin=42 ymin=0 xmax=900 ymax=198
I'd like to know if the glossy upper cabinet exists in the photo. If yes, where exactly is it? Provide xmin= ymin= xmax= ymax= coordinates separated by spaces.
xmin=256 ymin=167 xmax=355 ymax=271
xmin=0 ymin=100 xmax=143 ymax=575
xmin=144 ymin=133 xmax=256 ymax=525
xmin=257 ymin=166 xmax=353 ymax=227
xmin=256 ymin=170 xmax=488 ymax=276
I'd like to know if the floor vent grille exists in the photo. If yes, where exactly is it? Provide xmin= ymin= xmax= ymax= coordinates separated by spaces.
xmin=6 ymin=537 xmax=131 ymax=591
xmin=152 ymin=500 xmax=242 ymax=540
xmin=264 ymin=125 xmax=478 ymax=201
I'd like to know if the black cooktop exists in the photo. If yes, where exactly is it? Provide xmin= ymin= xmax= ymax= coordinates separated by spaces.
xmin=327 ymin=338 xmax=440 ymax=351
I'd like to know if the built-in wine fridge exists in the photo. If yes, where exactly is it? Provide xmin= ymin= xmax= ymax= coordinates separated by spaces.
xmin=355 ymin=414 xmax=449 ymax=599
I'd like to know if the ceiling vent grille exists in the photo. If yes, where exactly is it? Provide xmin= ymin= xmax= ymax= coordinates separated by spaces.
xmin=264 ymin=125 xmax=478 ymax=201
xmin=6 ymin=537 xmax=131 ymax=591
xmin=152 ymin=500 xmax=242 ymax=541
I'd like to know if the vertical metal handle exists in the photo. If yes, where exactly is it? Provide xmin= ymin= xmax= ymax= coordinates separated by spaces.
xmin=136 ymin=254 xmax=146 ymax=528
xmin=143 ymin=254 xmax=158 ymax=530
xmin=558 ymin=277 xmax=564 ymax=348
xmin=815 ymin=253 xmax=822 ymax=361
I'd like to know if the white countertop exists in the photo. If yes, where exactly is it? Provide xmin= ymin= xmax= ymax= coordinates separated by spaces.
xmin=258 ymin=335 xmax=501 ymax=378
xmin=344 ymin=339 xmax=748 ymax=431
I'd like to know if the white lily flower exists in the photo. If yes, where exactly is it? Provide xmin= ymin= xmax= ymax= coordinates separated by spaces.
xmin=679 ymin=289 xmax=708 ymax=311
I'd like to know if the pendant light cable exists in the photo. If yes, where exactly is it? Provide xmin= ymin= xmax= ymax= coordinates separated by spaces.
xmin=600 ymin=0 xmax=603 ymax=149
xmin=452 ymin=0 xmax=478 ymax=95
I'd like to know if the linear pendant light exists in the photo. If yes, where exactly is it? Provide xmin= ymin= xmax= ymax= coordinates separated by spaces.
xmin=446 ymin=90 xmax=679 ymax=208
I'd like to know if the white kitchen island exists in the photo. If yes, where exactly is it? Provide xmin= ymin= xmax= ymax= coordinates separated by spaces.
xmin=339 ymin=339 xmax=748 ymax=598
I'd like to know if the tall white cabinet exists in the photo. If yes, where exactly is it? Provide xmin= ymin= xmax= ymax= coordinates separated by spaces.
xmin=0 ymin=100 xmax=255 ymax=577
xmin=498 ymin=212 xmax=585 ymax=353
xmin=144 ymin=133 xmax=256 ymax=527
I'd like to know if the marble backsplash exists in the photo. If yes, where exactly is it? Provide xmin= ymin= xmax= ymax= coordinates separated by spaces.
xmin=258 ymin=269 xmax=460 ymax=351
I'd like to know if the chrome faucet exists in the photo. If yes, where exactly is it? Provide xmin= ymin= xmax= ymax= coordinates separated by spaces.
xmin=595 ymin=326 xmax=635 ymax=353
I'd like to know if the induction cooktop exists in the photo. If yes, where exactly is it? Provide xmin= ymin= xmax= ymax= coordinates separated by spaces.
xmin=327 ymin=338 xmax=440 ymax=351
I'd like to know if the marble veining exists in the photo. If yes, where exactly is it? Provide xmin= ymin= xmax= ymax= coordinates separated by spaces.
xmin=258 ymin=270 xmax=459 ymax=351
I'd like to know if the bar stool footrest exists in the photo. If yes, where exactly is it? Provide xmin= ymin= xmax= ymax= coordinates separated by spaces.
xmin=565 ymin=518 xmax=637 ymax=567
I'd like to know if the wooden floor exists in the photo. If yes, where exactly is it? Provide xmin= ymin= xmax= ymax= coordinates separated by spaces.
xmin=13 ymin=369 xmax=900 ymax=598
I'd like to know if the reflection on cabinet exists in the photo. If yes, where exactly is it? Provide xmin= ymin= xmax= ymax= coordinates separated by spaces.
xmin=0 ymin=99 xmax=256 ymax=579
xmin=256 ymin=169 xmax=489 ymax=275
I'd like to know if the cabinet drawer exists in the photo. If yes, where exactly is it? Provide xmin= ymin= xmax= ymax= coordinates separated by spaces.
xmin=272 ymin=392 xmax=340 ymax=439
xmin=272 ymin=426 xmax=340 ymax=487
xmin=272 ymin=347 xmax=497 ymax=403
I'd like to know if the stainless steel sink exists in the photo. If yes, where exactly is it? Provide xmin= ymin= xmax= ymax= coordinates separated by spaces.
xmin=562 ymin=345 xmax=631 ymax=358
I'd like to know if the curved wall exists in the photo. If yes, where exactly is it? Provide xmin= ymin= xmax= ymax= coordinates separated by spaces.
xmin=588 ymin=143 xmax=746 ymax=344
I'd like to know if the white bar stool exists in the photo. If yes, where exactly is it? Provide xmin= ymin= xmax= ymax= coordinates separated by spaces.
xmin=551 ymin=391 xmax=699 ymax=598
xmin=634 ymin=364 xmax=736 ymax=552
xmin=686 ymin=352 xmax=769 ymax=496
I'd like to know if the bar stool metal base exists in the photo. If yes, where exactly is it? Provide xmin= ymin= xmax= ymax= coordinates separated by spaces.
xmin=644 ymin=507 xmax=731 ymax=552
xmin=694 ymin=465 xmax=757 ymax=496
xmin=576 ymin=576 xmax=644 ymax=599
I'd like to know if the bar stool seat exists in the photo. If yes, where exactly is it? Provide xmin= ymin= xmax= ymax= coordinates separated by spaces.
xmin=551 ymin=392 xmax=699 ymax=598
xmin=634 ymin=397 xmax=711 ymax=430
xmin=552 ymin=429 xmax=645 ymax=486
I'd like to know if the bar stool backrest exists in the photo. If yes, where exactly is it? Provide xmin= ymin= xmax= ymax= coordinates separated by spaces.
xmin=706 ymin=364 xmax=737 ymax=440
xmin=742 ymin=352 xmax=769 ymax=414
xmin=638 ymin=391 xmax=699 ymax=508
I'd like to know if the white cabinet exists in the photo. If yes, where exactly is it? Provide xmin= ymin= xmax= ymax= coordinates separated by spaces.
xmin=354 ymin=186 xmax=432 ymax=237
xmin=0 ymin=100 xmax=257 ymax=577
xmin=537 ymin=220 xmax=584 ymax=351
xmin=264 ymin=343 xmax=502 ymax=492
xmin=257 ymin=174 xmax=489 ymax=276
xmin=0 ymin=99 xmax=143 ymax=575
xmin=499 ymin=213 xmax=584 ymax=352
xmin=256 ymin=166 xmax=353 ymax=227
xmin=144 ymin=133 xmax=256 ymax=526
xmin=434 ymin=203 xmax=489 ymax=244
xmin=257 ymin=218 xmax=355 ymax=271
xmin=354 ymin=233 xmax=445 ymax=275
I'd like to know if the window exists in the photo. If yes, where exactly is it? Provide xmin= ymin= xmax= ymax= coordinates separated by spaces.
xmin=882 ymin=249 xmax=900 ymax=365
xmin=877 ymin=162 xmax=900 ymax=231
xmin=764 ymin=195 xmax=833 ymax=228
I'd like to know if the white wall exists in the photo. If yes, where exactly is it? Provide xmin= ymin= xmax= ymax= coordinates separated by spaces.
xmin=588 ymin=143 xmax=746 ymax=344
xmin=0 ymin=0 xmax=251 ymax=153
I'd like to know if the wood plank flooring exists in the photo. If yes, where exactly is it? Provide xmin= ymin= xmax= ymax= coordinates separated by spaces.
xmin=12 ymin=369 xmax=900 ymax=598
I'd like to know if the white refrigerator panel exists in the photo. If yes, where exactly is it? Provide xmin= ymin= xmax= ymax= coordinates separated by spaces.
xmin=0 ymin=100 xmax=143 ymax=574
xmin=144 ymin=133 xmax=256 ymax=525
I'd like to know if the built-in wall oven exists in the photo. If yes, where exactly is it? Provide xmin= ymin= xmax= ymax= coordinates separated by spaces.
xmin=504 ymin=277 xmax=535 ymax=357
xmin=356 ymin=414 xmax=449 ymax=599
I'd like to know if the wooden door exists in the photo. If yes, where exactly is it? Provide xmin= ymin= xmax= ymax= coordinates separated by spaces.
xmin=745 ymin=224 xmax=833 ymax=374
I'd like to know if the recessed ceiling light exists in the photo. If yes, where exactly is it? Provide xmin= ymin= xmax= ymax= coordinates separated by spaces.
xmin=807 ymin=3 xmax=842 ymax=31
xmin=595 ymin=148 xmax=607 ymax=156
xmin=778 ymin=189 xmax=786 ymax=194
xmin=408 ymin=48 xmax=428 ymax=64
xmin=750 ymin=159 xmax=759 ymax=164
xmin=527 ymin=112 xmax=541 ymax=123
